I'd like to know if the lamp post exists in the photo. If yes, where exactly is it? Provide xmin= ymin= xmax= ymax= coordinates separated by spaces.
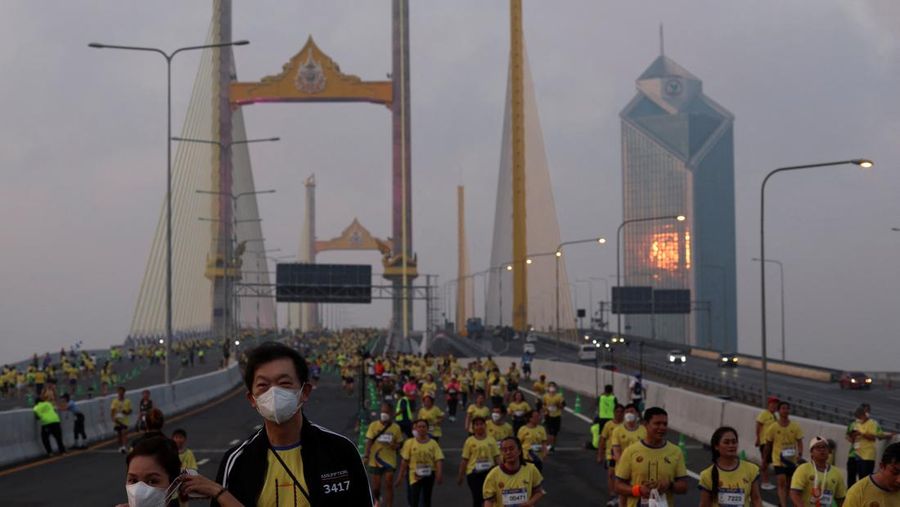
xmin=759 ymin=158 xmax=872 ymax=406
xmin=89 ymin=39 xmax=249 ymax=385
xmin=752 ymin=258 xmax=785 ymax=361
xmin=615 ymin=215 xmax=685 ymax=343
xmin=554 ymin=237 xmax=607 ymax=352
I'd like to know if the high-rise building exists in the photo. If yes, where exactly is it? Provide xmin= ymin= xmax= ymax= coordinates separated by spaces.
xmin=619 ymin=49 xmax=736 ymax=351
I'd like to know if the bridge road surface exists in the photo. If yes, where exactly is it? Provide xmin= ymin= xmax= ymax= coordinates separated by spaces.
xmin=0 ymin=369 xmax=752 ymax=506
xmin=489 ymin=333 xmax=900 ymax=432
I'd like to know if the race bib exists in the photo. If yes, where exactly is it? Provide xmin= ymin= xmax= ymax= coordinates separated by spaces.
xmin=376 ymin=433 xmax=394 ymax=444
xmin=853 ymin=441 xmax=861 ymax=450
xmin=514 ymin=410 xmax=524 ymax=417
xmin=530 ymin=444 xmax=542 ymax=452
xmin=415 ymin=464 xmax=433 ymax=477
xmin=641 ymin=489 xmax=669 ymax=507
xmin=501 ymin=487 xmax=528 ymax=506
xmin=428 ymin=424 xmax=435 ymax=432
xmin=448 ymin=389 xmax=457 ymax=394
xmin=474 ymin=460 xmax=492 ymax=472
xmin=809 ymin=490 xmax=833 ymax=505
xmin=717 ymin=489 xmax=745 ymax=507
xmin=781 ymin=448 xmax=797 ymax=460
xmin=547 ymin=405 xmax=557 ymax=412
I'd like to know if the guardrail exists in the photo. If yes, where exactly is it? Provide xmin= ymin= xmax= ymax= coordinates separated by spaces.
xmin=0 ymin=362 xmax=242 ymax=469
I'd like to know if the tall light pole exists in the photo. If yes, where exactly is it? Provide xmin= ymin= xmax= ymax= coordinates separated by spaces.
xmin=752 ymin=258 xmax=785 ymax=361
xmin=554 ymin=237 xmax=607 ymax=351
xmin=615 ymin=215 xmax=685 ymax=343
xmin=89 ymin=39 xmax=249 ymax=385
xmin=759 ymin=158 xmax=872 ymax=405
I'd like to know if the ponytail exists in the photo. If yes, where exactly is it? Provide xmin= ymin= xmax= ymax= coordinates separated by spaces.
xmin=709 ymin=426 xmax=738 ymax=499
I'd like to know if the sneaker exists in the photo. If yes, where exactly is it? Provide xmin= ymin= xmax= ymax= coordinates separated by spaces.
xmin=760 ymin=482 xmax=776 ymax=491
xmin=118 ymin=446 xmax=127 ymax=454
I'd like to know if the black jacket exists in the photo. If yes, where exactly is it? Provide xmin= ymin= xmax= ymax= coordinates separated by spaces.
xmin=213 ymin=415 xmax=372 ymax=506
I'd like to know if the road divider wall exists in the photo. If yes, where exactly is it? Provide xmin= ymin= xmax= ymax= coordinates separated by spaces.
xmin=487 ymin=357 xmax=857 ymax=473
xmin=0 ymin=363 xmax=241 ymax=469
xmin=688 ymin=348 xmax=833 ymax=383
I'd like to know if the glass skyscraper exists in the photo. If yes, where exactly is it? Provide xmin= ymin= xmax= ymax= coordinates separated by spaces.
xmin=620 ymin=51 xmax=737 ymax=351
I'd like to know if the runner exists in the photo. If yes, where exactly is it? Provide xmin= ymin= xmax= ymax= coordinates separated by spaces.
xmin=487 ymin=369 xmax=506 ymax=408
xmin=628 ymin=374 xmax=644 ymax=413
xmin=486 ymin=405 xmax=514 ymax=444
xmin=60 ymin=392 xmax=88 ymax=449
xmin=597 ymin=404 xmax=625 ymax=507
xmin=790 ymin=436 xmax=846 ymax=507
xmin=420 ymin=373 xmax=438 ymax=400
xmin=213 ymin=341 xmax=371 ymax=506
xmin=465 ymin=391 xmax=490 ymax=435
xmin=418 ymin=394 xmax=445 ymax=442
xmin=171 ymin=428 xmax=198 ymax=471
xmin=111 ymin=386 xmax=133 ymax=454
xmin=482 ymin=436 xmax=545 ymax=506
xmin=843 ymin=442 xmax=900 ymax=506
xmin=756 ymin=396 xmax=779 ymax=490
xmin=517 ymin=409 xmax=548 ymax=472
xmin=541 ymin=381 xmax=565 ymax=452
xmin=507 ymin=390 xmax=532 ymax=435
xmin=763 ymin=401 xmax=804 ymax=507
xmin=444 ymin=374 xmax=461 ymax=422
xmin=615 ymin=407 xmax=688 ymax=506
xmin=611 ymin=404 xmax=646 ymax=467
xmin=115 ymin=436 xmax=182 ymax=507
xmin=598 ymin=384 xmax=617 ymax=431
xmin=137 ymin=389 xmax=153 ymax=432
xmin=848 ymin=405 xmax=894 ymax=483
xmin=364 ymin=402 xmax=404 ymax=507
xmin=699 ymin=426 xmax=762 ymax=507
xmin=396 ymin=419 xmax=444 ymax=507
xmin=395 ymin=387 xmax=415 ymax=438
xmin=457 ymin=416 xmax=500 ymax=507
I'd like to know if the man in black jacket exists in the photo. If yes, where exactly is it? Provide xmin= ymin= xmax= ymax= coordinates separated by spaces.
xmin=210 ymin=342 xmax=372 ymax=506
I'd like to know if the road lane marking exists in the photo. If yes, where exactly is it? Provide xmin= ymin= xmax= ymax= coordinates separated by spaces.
xmin=197 ymin=458 xmax=210 ymax=466
xmin=229 ymin=439 xmax=240 ymax=446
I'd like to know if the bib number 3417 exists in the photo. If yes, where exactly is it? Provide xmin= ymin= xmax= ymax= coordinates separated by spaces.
xmin=323 ymin=481 xmax=350 ymax=494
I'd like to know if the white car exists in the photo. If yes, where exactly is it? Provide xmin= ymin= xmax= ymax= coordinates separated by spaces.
xmin=523 ymin=343 xmax=536 ymax=354
xmin=578 ymin=344 xmax=598 ymax=361
xmin=668 ymin=350 xmax=687 ymax=364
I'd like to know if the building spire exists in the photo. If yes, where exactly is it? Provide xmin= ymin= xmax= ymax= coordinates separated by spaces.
xmin=659 ymin=23 xmax=665 ymax=56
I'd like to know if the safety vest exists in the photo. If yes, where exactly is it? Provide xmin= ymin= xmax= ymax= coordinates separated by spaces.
xmin=598 ymin=393 xmax=616 ymax=419
xmin=33 ymin=401 xmax=60 ymax=425
xmin=395 ymin=397 xmax=412 ymax=422
xmin=590 ymin=423 xmax=601 ymax=449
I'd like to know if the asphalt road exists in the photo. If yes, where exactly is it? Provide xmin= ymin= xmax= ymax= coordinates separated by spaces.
xmin=0 ymin=357 xmax=781 ymax=506
xmin=487 ymin=334 xmax=900 ymax=432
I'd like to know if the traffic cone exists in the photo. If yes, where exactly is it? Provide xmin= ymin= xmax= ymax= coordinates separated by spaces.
xmin=739 ymin=449 xmax=747 ymax=461
xmin=574 ymin=394 xmax=582 ymax=414
xmin=357 ymin=422 xmax=368 ymax=455
xmin=678 ymin=434 xmax=687 ymax=460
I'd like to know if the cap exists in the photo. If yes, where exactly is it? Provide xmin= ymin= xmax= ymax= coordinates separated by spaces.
xmin=767 ymin=396 xmax=779 ymax=404
xmin=809 ymin=436 xmax=829 ymax=451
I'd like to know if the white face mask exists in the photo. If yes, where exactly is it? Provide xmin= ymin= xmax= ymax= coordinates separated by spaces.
xmin=491 ymin=413 xmax=502 ymax=422
xmin=254 ymin=385 xmax=304 ymax=424
xmin=126 ymin=481 xmax=167 ymax=507
xmin=412 ymin=429 xmax=421 ymax=439
xmin=548 ymin=387 xmax=557 ymax=393
xmin=624 ymin=412 xmax=638 ymax=423
xmin=380 ymin=412 xmax=391 ymax=422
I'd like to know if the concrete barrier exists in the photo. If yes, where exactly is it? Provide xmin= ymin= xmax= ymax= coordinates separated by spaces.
xmin=484 ymin=356 xmax=858 ymax=476
xmin=0 ymin=363 xmax=241 ymax=468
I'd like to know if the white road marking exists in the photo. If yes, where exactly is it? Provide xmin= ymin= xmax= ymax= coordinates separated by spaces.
xmin=196 ymin=458 xmax=210 ymax=466
xmin=228 ymin=439 xmax=240 ymax=446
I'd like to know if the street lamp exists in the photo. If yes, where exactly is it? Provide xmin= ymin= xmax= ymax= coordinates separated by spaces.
xmin=615 ymin=215 xmax=685 ymax=344
xmin=554 ymin=237 xmax=607 ymax=352
xmin=89 ymin=39 xmax=249 ymax=385
xmin=759 ymin=158 xmax=873 ymax=406
xmin=752 ymin=257 xmax=785 ymax=361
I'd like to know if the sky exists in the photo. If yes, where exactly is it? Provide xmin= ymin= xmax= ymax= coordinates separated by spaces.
xmin=1 ymin=1 xmax=898 ymax=370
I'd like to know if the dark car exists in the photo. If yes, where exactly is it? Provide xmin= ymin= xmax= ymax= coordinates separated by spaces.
xmin=839 ymin=371 xmax=872 ymax=390
xmin=718 ymin=353 xmax=739 ymax=367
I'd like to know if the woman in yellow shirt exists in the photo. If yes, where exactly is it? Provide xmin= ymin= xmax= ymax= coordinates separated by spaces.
xmin=507 ymin=390 xmax=532 ymax=435
xmin=417 ymin=395 xmax=445 ymax=442
xmin=699 ymin=426 xmax=762 ymax=507
xmin=482 ymin=436 xmax=545 ymax=506
xmin=396 ymin=419 xmax=444 ymax=507
xmin=457 ymin=417 xmax=500 ymax=507
xmin=465 ymin=392 xmax=490 ymax=434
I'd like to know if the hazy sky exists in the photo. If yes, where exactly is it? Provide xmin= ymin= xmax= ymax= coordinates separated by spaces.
xmin=1 ymin=1 xmax=898 ymax=370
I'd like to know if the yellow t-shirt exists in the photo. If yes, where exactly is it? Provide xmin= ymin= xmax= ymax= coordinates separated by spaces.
xmin=843 ymin=475 xmax=899 ymax=507
xmin=699 ymin=460 xmax=760 ymax=507
xmin=365 ymin=420 xmax=404 ymax=469
xmin=532 ymin=381 xmax=546 ymax=395
xmin=508 ymin=401 xmax=531 ymax=419
xmin=461 ymin=435 xmax=500 ymax=475
xmin=851 ymin=419 xmax=882 ymax=461
xmin=542 ymin=393 xmax=564 ymax=417
xmin=472 ymin=371 xmax=487 ymax=390
xmin=600 ymin=420 xmax=621 ymax=460
xmin=764 ymin=420 xmax=804 ymax=467
xmin=257 ymin=445 xmax=311 ymax=507
xmin=420 ymin=382 xmax=438 ymax=398
xmin=488 ymin=379 xmax=506 ymax=398
xmin=482 ymin=462 xmax=543 ymax=506
xmin=400 ymin=438 xmax=444 ymax=484
xmin=179 ymin=449 xmax=198 ymax=470
xmin=755 ymin=410 xmax=776 ymax=443
xmin=517 ymin=424 xmax=547 ymax=460
xmin=486 ymin=420 xmax=513 ymax=443
xmin=616 ymin=441 xmax=688 ymax=507
xmin=418 ymin=406 xmax=445 ymax=438
xmin=110 ymin=398 xmax=132 ymax=426
xmin=790 ymin=462 xmax=846 ymax=506
xmin=611 ymin=424 xmax=647 ymax=457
